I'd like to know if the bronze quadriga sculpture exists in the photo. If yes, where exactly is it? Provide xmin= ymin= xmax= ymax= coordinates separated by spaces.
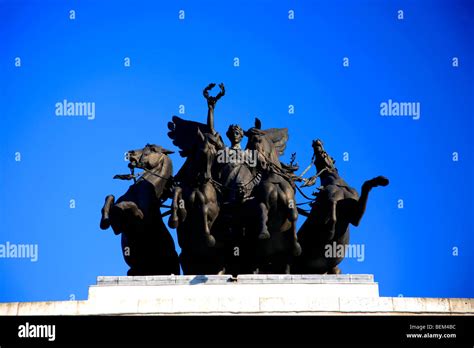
xmin=100 ymin=83 xmax=389 ymax=276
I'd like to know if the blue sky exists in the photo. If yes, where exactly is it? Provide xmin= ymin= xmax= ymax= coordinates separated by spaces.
xmin=0 ymin=0 xmax=473 ymax=302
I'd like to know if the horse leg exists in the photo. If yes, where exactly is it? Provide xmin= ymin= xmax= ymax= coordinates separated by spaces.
xmin=204 ymin=183 xmax=219 ymax=245
xmin=290 ymin=221 xmax=302 ymax=256
xmin=328 ymin=265 xmax=341 ymax=274
xmin=196 ymin=190 xmax=216 ymax=247
xmin=169 ymin=187 xmax=185 ymax=228
xmin=100 ymin=195 xmax=115 ymax=230
xmin=178 ymin=188 xmax=188 ymax=222
xmin=327 ymin=200 xmax=338 ymax=240
xmin=279 ymin=184 xmax=301 ymax=256
xmin=280 ymin=184 xmax=298 ymax=222
xmin=127 ymin=268 xmax=137 ymax=276
xmin=254 ymin=181 xmax=273 ymax=239
xmin=352 ymin=176 xmax=389 ymax=226
xmin=115 ymin=201 xmax=144 ymax=220
xmin=168 ymin=188 xmax=179 ymax=228
xmin=257 ymin=202 xmax=270 ymax=240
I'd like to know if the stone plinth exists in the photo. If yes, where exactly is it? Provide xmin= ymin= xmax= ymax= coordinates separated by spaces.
xmin=0 ymin=275 xmax=472 ymax=315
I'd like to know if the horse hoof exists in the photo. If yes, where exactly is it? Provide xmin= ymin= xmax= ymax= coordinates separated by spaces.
xmin=133 ymin=210 xmax=144 ymax=220
xmin=327 ymin=229 xmax=336 ymax=241
xmin=206 ymin=235 xmax=216 ymax=247
xmin=293 ymin=242 xmax=302 ymax=257
xmin=100 ymin=217 xmax=110 ymax=230
xmin=365 ymin=176 xmax=389 ymax=190
xmin=168 ymin=217 xmax=179 ymax=229
xmin=258 ymin=231 xmax=271 ymax=240
xmin=373 ymin=176 xmax=389 ymax=187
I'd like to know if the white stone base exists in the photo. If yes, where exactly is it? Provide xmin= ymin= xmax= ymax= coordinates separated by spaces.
xmin=1 ymin=275 xmax=472 ymax=315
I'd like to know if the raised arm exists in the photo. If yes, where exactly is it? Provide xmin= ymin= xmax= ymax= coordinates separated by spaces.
xmin=203 ymin=83 xmax=225 ymax=135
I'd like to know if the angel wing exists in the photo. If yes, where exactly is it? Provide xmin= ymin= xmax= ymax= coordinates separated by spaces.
xmin=167 ymin=116 xmax=210 ymax=157
xmin=245 ymin=118 xmax=289 ymax=157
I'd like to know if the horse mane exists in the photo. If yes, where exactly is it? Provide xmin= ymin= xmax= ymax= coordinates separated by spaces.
xmin=168 ymin=113 xmax=232 ymax=186
xmin=314 ymin=150 xmax=337 ymax=174
xmin=245 ymin=126 xmax=289 ymax=170
xmin=148 ymin=144 xmax=174 ymax=155
xmin=130 ymin=149 xmax=173 ymax=202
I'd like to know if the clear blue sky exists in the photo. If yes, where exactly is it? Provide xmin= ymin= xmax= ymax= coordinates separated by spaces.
xmin=0 ymin=0 xmax=472 ymax=302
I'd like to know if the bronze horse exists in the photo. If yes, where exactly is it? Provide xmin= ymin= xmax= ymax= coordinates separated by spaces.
xmin=293 ymin=139 xmax=389 ymax=274
xmin=167 ymin=116 xmax=225 ymax=274
xmin=99 ymin=144 xmax=180 ymax=276
xmin=240 ymin=119 xmax=302 ymax=274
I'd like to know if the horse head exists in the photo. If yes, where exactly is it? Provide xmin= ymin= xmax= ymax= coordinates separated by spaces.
xmin=127 ymin=144 xmax=174 ymax=171
xmin=312 ymin=139 xmax=336 ymax=173
xmin=245 ymin=118 xmax=282 ymax=170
